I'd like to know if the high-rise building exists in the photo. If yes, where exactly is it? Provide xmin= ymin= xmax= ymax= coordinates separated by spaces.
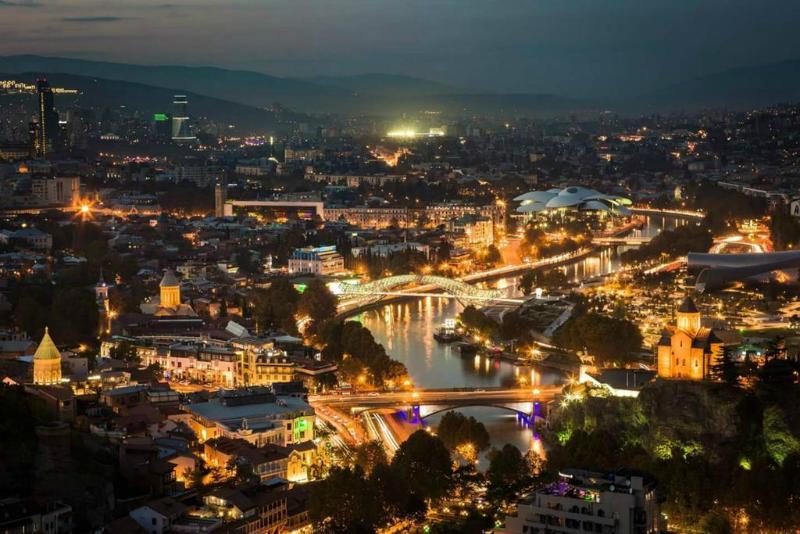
xmin=171 ymin=95 xmax=195 ymax=144
xmin=214 ymin=182 xmax=227 ymax=217
xmin=153 ymin=112 xmax=172 ymax=142
xmin=35 ymin=79 xmax=60 ymax=158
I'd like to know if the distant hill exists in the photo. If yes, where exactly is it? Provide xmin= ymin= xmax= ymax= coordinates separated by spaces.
xmin=0 ymin=55 xmax=345 ymax=113
xmin=634 ymin=59 xmax=800 ymax=111
xmin=0 ymin=71 xmax=302 ymax=134
xmin=0 ymin=55 xmax=592 ymax=117
xmin=306 ymin=73 xmax=459 ymax=97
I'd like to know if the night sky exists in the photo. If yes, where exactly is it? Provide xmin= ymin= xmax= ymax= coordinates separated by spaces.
xmin=2 ymin=0 xmax=800 ymax=97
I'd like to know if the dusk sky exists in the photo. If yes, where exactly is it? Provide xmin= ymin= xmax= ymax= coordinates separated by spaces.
xmin=2 ymin=0 xmax=800 ymax=96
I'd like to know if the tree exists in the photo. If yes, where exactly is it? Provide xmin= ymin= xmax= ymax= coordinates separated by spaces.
xmin=482 ymin=245 xmax=502 ymax=266
xmin=391 ymin=430 xmax=453 ymax=502
xmin=458 ymin=305 xmax=498 ymax=338
xmin=436 ymin=411 xmax=490 ymax=453
xmin=699 ymin=511 xmax=733 ymax=534
xmin=298 ymin=278 xmax=338 ymax=324
xmin=519 ymin=269 xmax=568 ymax=294
xmin=353 ymin=441 xmax=388 ymax=476
xmin=710 ymin=347 xmax=741 ymax=387
xmin=486 ymin=444 xmax=531 ymax=501
xmin=552 ymin=311 xmax=643 ymax=366
xmin=309 ymin=466 xmax=380 ymax=533
xmin=251 ymin=278 xmax=300 ymax=333
xmin=183 ymin=467 xmax=205 ymax=489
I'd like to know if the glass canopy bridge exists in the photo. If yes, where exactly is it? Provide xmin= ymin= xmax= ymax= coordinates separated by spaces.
xmin=335 ymin=274 xmax=525 ymax=306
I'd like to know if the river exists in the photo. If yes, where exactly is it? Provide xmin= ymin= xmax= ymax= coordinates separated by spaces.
xmin=357 ymin=215 xmax=686 ymax=459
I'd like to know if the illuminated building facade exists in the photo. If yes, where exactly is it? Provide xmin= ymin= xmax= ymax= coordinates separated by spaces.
xmin=35 ymin=79 xmax=60 ymax=158
xmin=288 ymin=246 xmax=345 ymax=275
xmin=497 ymin=469 xmax=663 ymax=534
xmin=448 ymin=214 xmax=495 ymax=249
xmin=223 ymin=199 xmax=324 ymax=221
xmin=170 ymin=95 xmax=196 ymax=144
xmin=33 ymin=327 xmax=62 ymax=385
xmin=184 ymin=387 xmax=315 ymax=447
xmin=214 ymin=182 xmax=227 ymax=217
xmin=656 ymin=297 xmax=722 ymax=380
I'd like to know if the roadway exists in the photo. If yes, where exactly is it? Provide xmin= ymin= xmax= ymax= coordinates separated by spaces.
xmin=309 ymin=386 xmax=562 ymax=409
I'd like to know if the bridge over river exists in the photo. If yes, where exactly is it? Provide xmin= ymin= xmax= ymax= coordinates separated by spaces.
xmin=309 ymin=385 xmax=562 ymax=421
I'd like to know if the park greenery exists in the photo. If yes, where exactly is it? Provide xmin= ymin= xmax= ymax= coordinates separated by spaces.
xmin=436 ymin=411 xmax=491 ymax=458
xmin=310 ymin=430 xmax=452 ymax=532
xmin=551 ymin=307 xmax=643 ymax=366
xmin=520 ymin=223 xmax=589 ymax=260
xmin=310 ymin=428 xmax=535 ymax=533
xmin=620 ymin=223 xmax=713 ymax=265
xmin=518 ymin=268 xmax=569 ymax=294
xmin=250 ymin=276 xmax=409 ymax=388
xmin=685 ymin=181 xmax=768 ymax=233
xmin=317 ymin=319 xmax=409 ymax=388
xmin=546 ymin=373 xmax=800 ymax=531
xmin=769 ymin=209 xmax=800 ymax=251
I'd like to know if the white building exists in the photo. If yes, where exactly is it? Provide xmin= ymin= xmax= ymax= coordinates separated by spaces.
xmin=130 ymin=498 xmax=187 ymax=534
xmin=184 ymin=387 xmax=315 ymax=448
xmin=288 ymin=246 xmax=345 ymax=275
xmin=497 ymin=469 xmax=663 ymax=534
xmin=448 ymin=214 xmax=494 ymax=249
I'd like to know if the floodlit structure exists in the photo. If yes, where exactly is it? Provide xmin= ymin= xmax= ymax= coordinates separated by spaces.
xmin=689 ymin=250 xmax=800 ymax=292
xmin=497 ymin=468 xmax=663 ymax=534
xmin=513 ymin=186 xmax=632 ymax=219
xmin=656 ymin=297 xmax=724 ymax=380
xmin=33 ymin=327 xmax=62 ymax=385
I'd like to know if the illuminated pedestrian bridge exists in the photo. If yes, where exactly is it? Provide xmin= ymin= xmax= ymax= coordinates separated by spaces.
xmin=335 ymin=274 xmax=512 ymax=303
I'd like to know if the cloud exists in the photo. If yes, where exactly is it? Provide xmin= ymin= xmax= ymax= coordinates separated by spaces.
xmin=0 ymin=0 xmax=43 ymax=7
xmin=60 ymin=16 xmax=127 ymax=22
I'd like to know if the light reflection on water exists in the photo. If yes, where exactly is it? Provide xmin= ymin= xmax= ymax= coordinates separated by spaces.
xmin=360 ymin=216 xmax=682 ymax=455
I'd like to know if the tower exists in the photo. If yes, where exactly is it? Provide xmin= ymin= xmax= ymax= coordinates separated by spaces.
xmin=95 ymin=269 xmax=109 ymax=308
xmin=214 ymin=182 xmax=227 ymax=217
xmin=160 ymin=269 xmax=181 ymax=309
xmin=675 ymin=296 xmax=701 ymax=335
xmin=33 ymin=327 xmax=62 ymax=385
xmin=171 ymin=95 xmax=195 ymax=144
xmin=35 ymin=79 xmax=59 ymax=158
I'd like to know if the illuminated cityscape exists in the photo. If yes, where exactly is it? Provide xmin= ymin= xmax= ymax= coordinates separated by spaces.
xmin=2 ymin=2 xmax=800 ymax=533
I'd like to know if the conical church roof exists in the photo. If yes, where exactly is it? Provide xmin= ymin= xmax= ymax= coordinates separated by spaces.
xmin=34 ymin=327 xmax=61 ymax=360
xmin=160 ymin=269 xmax=179 ymax=287
xmin=677 ymin=296 xmax=699 ymax=313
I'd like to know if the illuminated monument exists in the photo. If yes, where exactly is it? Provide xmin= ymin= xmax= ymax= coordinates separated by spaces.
xmin=656 ymin=297 xmax=722 ymax=380
xmin=139 ymin=269 xmax=197 ymax=316
xmin=33 ymin=327 xmax=62 ymax=385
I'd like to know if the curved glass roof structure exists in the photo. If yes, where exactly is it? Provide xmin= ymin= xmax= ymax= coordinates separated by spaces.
xmin=513 ymin=186 xmax=631 ymax=216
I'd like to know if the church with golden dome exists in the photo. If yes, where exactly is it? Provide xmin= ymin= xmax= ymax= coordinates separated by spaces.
xmin=656 ymin=297 xmax=723 ymax=380
xmin=139 ymin=269 xmax=197 ymax=317
xmin=32 ymin=327 xmax=62 ymax=385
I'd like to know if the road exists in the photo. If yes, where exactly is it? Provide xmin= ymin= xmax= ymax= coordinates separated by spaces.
xmin=309 ymin=386 xmax=562 ymax=409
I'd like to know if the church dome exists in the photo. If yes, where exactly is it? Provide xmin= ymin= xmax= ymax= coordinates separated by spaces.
xmin=34 ymin=327 xmax=60 ymax=360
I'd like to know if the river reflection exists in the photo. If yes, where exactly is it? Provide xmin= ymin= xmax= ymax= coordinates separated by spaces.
xmin=359 ymin=215 xmax=684 ymax=456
